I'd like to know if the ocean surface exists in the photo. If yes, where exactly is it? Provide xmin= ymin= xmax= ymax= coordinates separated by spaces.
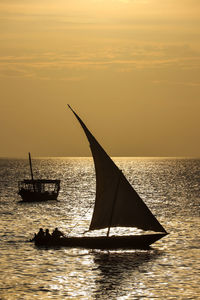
xmin=0 ymin=157 xmax=199 ymax=299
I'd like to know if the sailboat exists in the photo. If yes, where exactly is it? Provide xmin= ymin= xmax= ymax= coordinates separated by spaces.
xmin=18 ymin=153 xmax=60 ymax=202
xmin=34 ymin=105 xmax=168 ymax=249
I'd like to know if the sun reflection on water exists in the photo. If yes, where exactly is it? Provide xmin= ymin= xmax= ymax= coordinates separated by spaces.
xmin=0 ymin=158 xmax=199 ymax=299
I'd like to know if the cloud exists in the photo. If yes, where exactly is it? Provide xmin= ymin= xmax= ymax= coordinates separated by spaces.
xmin=152 ymin=80 xmax=200 ymax=87
xmin=0 ymin=43 xmax=199 ymax=80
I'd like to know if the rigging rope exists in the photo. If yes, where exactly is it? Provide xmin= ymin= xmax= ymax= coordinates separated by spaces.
xmin=65 ymin=199 xmax=94 ymax=237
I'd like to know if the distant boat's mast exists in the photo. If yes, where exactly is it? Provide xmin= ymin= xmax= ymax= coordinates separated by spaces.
xmin=28 ymin=152 xmax=34 ymax=181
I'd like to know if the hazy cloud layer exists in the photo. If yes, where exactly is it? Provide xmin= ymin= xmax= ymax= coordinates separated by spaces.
xmin=0 ymin=0 xmax=200 ymax=157
xmin=0 ymin=44 xmax=199 ymax=83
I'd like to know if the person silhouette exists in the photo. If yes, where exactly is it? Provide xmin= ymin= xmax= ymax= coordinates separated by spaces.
xmin=34 ymin=228 xmax=45 ymax=242
xmin=45 ymin=229 xmax=51 ymax=239
xmin=37 ymin=228 xmax=45 ymax=238
xmin=52 ymin=227 xmax=64 ymax=239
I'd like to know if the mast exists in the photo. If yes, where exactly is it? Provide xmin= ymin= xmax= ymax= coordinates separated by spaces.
xmin=107 ymin=171 xmax=121 ymax=237
xmin=29 ymin=152 xmax=34 ymax=181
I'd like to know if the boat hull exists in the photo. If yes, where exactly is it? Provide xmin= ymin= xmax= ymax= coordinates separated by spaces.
xmin=18 ymin=179 xmax=60 ymax=202
xmin=34 ymin=233 xmax=167 ymax=249
xmin=18 ymin=190 xmax=58 ymax=202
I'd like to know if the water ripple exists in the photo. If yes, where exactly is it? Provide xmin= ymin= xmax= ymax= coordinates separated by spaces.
xmin=0 ymin=157 xmax=199 ymax=299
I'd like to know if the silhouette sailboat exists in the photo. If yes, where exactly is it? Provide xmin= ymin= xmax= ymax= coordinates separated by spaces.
xmin=18 ymin=153 xmax=60 ymax=202
xmin=34 ymin=105 xmax=168 ymax=249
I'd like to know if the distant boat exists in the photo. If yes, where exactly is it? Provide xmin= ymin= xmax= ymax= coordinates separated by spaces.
xmin=18 ymin=153 xmax=60 ymax=202
xmin=34 ymin=105 xmax=168 ymax=249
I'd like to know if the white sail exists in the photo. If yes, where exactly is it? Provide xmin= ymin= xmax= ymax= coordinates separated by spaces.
xmin=68 ymin=105 xmax=167 ymax=233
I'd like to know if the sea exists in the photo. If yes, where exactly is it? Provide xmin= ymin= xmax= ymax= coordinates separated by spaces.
xmin=0 ymin=157 xmax=199 ymax=300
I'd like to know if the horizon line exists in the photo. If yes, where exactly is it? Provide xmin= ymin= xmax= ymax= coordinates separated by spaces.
xmin=0 ymin=155 xmax=199 ymax=159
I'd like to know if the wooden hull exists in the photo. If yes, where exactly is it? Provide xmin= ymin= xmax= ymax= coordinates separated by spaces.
xmin=18 ymin=190 xmax=58 ymax=202
xmin=34 ymin=233 xmax=167 ymax=249
xmin=18 ymin=179 xmax=60 ymax=202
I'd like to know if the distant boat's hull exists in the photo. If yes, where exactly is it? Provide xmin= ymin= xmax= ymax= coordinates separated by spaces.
xmin=18 ymin=190 xmax=58 ymax=202
xmin=18 ymin=179 xmax=60 ymax=202
xmin=34 ymin=233 xmax=167 ymax=249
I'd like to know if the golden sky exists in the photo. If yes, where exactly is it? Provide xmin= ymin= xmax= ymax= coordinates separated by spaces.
xmin=0 ymin=0 xmax=200 ymax=157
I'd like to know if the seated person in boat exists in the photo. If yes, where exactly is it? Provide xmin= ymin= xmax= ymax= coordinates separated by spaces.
xmin=31 ymin=228 xmax=45 ymax=242
xmin=52 ymin=228 xmax=64 ymax=239
xmin=37 ymin=228 xmax=45 ymax=238
xmin=45 ymin=229 xmax=52 ymax=239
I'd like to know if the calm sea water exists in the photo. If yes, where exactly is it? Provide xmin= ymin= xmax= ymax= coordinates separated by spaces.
xmin=0 ymin=157 xmax=199 ymax=299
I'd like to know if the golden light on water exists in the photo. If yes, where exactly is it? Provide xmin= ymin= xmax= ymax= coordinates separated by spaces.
xmin=0 ymin=157 xmax=199 ymax=298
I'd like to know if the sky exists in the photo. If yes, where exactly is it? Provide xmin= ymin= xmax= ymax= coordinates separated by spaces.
xmin=0 ymin=0 xmax=200 ymax=157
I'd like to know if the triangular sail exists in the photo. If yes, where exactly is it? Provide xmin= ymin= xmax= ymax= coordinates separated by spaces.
xmin=68 ymin=105 xmax=167 ymax=233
